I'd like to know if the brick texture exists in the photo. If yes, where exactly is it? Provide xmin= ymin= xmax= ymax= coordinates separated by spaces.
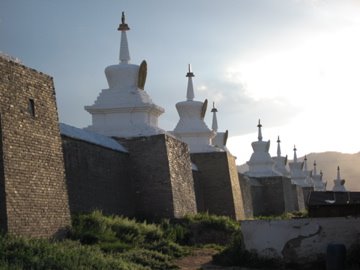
xmin=117 ymin=134 xmax=197 ymax=219
xmin=0 ymin=57 xmax=70 ymax=238
xmin=62 ymin=136 xmax=135 ymax=216
xmin=245 ymin=176 xmax=305 ymax=216
xmin=191 ymin=152 xmax=245 ymax=220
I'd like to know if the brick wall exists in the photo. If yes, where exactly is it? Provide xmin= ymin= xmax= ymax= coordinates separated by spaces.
xmin=191 ymin=152 xmax=245 ymax=220
xmin=245 ymin=176 xmax=305 ymax=216
xmin=118 ymin=134 xmax=197 ymax=219
xmin=62 ymin=136 xmax=135 ymax=216
xmin=0 ymin=57 xmax=70 ymax=237
xmin=238 ymin=173 xmax=254 ymax=218
xmin=193 ymin=170 xmax=205 ymax=212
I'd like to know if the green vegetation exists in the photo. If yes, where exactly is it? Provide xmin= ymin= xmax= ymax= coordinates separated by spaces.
xmin=0 ymin=235 xmax=148 ymax=270
xmin=254 ymin=210 xmax=308 ymax=220
xmin=161 ymin=212 xmax=240 ymax=246
xmin=0 ymin=211 xmax=288 ymax=269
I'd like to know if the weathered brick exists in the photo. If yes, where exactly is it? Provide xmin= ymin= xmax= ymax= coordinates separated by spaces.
xmin=117 ymin=134 xmax=197 ymax=220
xmin=0 ymin=57 xmax=71 ymax=238
xmin=62 ymin=136 xmax=135 ymax=216
xmin=191 ymin=152 xmax=245 ymax=220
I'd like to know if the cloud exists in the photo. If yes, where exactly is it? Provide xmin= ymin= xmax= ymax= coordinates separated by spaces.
xmin=194 ymin=78 xmax=298 ymax=136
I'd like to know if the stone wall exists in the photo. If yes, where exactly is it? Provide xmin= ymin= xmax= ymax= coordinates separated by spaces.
xmin=283 ymin=179 xmax=305 ymax=213
xmin=0 ymin=57 xmax=70 ymax=237
xmin=240 ymin=176 xmax=305 ymax=217
xmin=242 ymin=217 xmax=360 ymax=264
xmin=191 ymin=152 xmax=245 ymax=220
xmin=118 ymin=134 xmax=197 ymax=220
xmin=238 ymin=173 xmax=263 ymax=219
xmin=193 ymin=170 xmax=205 ymax=212
xmin=62 ymin=136 xmax=134 ymax=216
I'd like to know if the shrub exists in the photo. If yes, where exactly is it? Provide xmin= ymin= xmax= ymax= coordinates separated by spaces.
xmin=70 ymin=211 xmax=163 ymax=248
xmin=69 ymin=211 xmax=186 ymax=259
xmin=0 ymin=234 xmax=148 ymax=270
xmin=255 ymin=211 xmax=308 ymax=220
xmin=183 ymin=212 xmax=240 ymax=233
xmin=164 ymin=212 xmax=240 ymax=246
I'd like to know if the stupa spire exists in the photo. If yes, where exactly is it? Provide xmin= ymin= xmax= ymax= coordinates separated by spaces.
xmin=333 ymin=166 xmax=346 ymax=192
xmin=277 ymin=136 xmax=281 ymax=157
xmin=118 ymin=12 xmax=131 ymax=63
xmin=293 ymin=145 xmax=298 ymax=162
xmin=211 ymin=102 xmax=218 ymax=132
xmin=257 ymin=119 xmax=263 ymax=141
xmin=303 ymin=155 xmax=308 ymax=171
xmin=186 ymin=64 xmax=195 ymax=101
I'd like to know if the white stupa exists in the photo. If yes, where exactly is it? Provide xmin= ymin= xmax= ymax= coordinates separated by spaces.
xmin=303 ymin=156 xmax=314 ymax=187
xmin=211 ymin=103 xmax=229 ymax=152
xmin=288 ymin=146 xmax=308 ymax=186
xmin=173 ymin=66 xmax=219 ymax=153
xmin=245 ymin=120 xmax=281 ymax=177
xmin=312 ymin=161 xmax=327 ymax=191
xmin=272 ymin=136 xmax=289 ymax=177
xmin=332 ymin=166 xmax=346 ymax=192
xmin=84 ymin=12 xmax=165 ymax=138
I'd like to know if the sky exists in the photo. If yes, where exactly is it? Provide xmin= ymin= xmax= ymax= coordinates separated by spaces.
xmin=1 ymin=0 xmax=360 ymax=165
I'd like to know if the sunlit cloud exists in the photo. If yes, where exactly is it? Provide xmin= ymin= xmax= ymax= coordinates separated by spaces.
xmin=224 ymin=9 xmax=360 ymax=164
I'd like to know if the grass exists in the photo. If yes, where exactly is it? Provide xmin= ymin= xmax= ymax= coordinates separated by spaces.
xmin=0 ymin=211 xmax=292 ymax=269
xmin=0 ymin=234 xmax=149 ymax=270
xmin=161 ymin=212 xmax=240 ymax=246
xmin=254 ymin=211 xmax=309 ymax=220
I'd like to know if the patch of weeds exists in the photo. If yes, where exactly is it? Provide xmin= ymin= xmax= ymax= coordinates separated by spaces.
xmin=255 ymin=211 xmax=308 ymax=220
xmin=119 ymin=248 xmax=179 ymax=270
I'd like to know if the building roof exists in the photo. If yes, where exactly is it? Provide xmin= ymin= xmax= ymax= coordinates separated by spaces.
xmin=60 ymin=123 xmax=128 ymax=153
xmin=308 ymin=191 xmax=360 ymax=206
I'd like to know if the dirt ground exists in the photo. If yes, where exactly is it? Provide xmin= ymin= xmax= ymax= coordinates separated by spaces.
xmin=173 ymin=248 xmax=244 ymax=270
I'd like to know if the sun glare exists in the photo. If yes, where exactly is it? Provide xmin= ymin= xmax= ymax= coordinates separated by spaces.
xmin=226 ymin=22 xmax=360 ymax=164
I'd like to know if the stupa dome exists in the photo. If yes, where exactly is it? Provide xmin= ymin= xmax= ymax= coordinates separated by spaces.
xmin=172 ymin=65 xmax=220 ymax=153
xmin=245 ymin=120 xmax=281 ymax=177
xmin=84 ymin=12 xmax=165 ymax=138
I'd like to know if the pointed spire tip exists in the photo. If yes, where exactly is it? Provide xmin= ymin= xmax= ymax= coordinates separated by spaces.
xmin=257 ymin=119 xmax=263 ymax=141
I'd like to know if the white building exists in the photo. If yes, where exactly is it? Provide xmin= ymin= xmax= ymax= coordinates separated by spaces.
xmin=84 ymin=13 xmax=165 ymax=138
xmin=272 ymin=136 xmax=290 ymax=177
xmin=173 ymin=66 xmax=220 ymax=153
xmin=245 ymin=120 xmax=281 ymax=177
xmin=211 ymin=103 xmax=230 ymax=152
xmin=312 ymin=161 xmax=327 ymax=191
xmin=333 ymin=166 xmax=347 ymax=192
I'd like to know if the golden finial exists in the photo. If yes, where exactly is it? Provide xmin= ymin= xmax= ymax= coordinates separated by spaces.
xmin=186 ymin=64 xmax=194 ymax=77
xmin=211 ymin=102 xmax=218 ymax=113
xmin=118 ymin=11 xmax=130 ymax=31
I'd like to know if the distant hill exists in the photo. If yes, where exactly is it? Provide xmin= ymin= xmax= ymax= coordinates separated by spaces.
xmin=237 ymin=151 xmax=360 ymax=191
